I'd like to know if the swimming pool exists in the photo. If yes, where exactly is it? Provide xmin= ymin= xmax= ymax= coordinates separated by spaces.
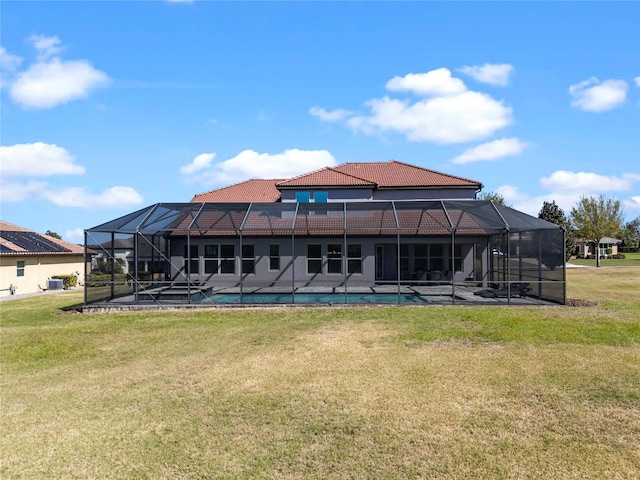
xmin=198 ymin=292 xmax=454 ymax=305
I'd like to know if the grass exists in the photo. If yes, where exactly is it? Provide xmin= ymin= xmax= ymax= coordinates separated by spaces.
xmin=569 ymin=252 xmax=640 ymax=267
xmin=1 ymin=269 xmax=639 ymax=479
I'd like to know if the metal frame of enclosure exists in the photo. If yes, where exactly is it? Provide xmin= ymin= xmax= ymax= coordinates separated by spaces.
xmin=84 ymin=200 xmax=566 ymax=309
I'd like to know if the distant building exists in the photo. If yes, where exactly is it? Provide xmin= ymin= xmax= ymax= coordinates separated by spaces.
xmin=0 ymin=221 xmax=86 ymax=298
xmin=575 ymin=237 xmax=620 ymax=258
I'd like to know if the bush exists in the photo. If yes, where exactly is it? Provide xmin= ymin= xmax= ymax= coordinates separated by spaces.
xmin=610 ymin=253 xmax=626 ymax=259
xmin=606 ymin=248 xmax=613 ymax=255
xmin=86 ymin=273 xmax=128 ymax=286
xmin=52 ymin=274 xmax=78 ymax=289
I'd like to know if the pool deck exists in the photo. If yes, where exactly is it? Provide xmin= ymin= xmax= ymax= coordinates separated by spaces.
xmin=84 ymin=282 xmax=554 ymax=311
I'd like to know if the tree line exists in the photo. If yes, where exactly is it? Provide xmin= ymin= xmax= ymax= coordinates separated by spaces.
xmin=478 ymin=192 xmax=639 ymax=267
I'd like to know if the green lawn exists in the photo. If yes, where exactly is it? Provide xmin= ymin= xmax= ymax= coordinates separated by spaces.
xmin=569 ymin=252 xmax=640 ymax=267
xmin=2 ymin=269 xmax=639 ymax=479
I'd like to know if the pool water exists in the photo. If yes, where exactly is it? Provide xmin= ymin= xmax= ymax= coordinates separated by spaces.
xmin=199 ymin=292 xmax=452 ymax=304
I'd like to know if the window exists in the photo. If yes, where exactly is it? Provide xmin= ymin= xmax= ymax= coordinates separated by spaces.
xmin=269 ymin=244 xmax=280 ymax=271
xmin=296 ymin=192 xmax=310 ymax=203
xmin=17 ymin=260 xmax=25 ymax=277
xmin=327 ymin=244 xmax=342 ymax=274
xmin=454 ymin=244 xmax=464 ymax=271
xmin=203 ymin=244 xmax=235 ymax=274
xmin=414 ymin=244 xmax=428 ymax=272
xmin=183 ymin=244 xmax=199 ymax=274
xmin=307 ymin=244 xmax=322 ymax=274
xmin=242 ymin=244 xmax=255 ymax=274
xmin=347 ymin=244 xmax=362 ymax=274
xmin=429 ymin=244 xmax=443 ymax=271
xmin=399 ymin=244 xmax=410 ymax=276
xmin=204 ymin=245 xmax=219 ymax=274
xmin=220 ymin=244 xmax=235 ymax=274
xmin=314 ymin=191 xmax=328 ymax=203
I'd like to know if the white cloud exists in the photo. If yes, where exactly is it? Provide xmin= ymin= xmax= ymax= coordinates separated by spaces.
xmin=385 ymin=68 xmax=467 ymax=96
xmin=346 ymin=91 xmax=512 ymax=144
xmin=309 ymin=106 xmax=354 ymax=122
xmin=635 ymin=77 xmax=640 ymax=88
xmin=540 ymin=171 xmax=631 ymax=193
xmin=459 ymin=64 xmax=514 ymax=87
xmin=0 ymin=142 xmax=85 ymax=177
xmin=63 ymin=228 xmax=85 ymax=243
xmin=569 ymin=77 xmax=628 ymax=112
xmin=312 ymin=67 xmax=513 ymax=144
xmin=452 ymin=138 xmax=530 ymax=164
xmin=0 ymin=46 xmax=22 ymax=87
xmin=10 ymin=57 xmax=109 ymax=109
xmin=41 ymin=186 xmax=143 ymax=208
xmin=185 ymin=148 xmax=337 ymax=186
xmin=180 ymin=152 xmax=216 ymax=175
xmin=624 ymin=196 xmax=640 ymax=211
xmin=0 ymin=179 xmax=47 ymax=203
xmin=28 ymin=34 xmax=63 ymax=60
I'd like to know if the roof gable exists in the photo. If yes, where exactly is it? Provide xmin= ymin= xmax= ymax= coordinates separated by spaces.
xmin=334 ymin=160 xmax=482 ymax=188
xmin=276 ymin=167 xmax=375 ymax=188
xmin=192 ymin=179 xmax=283 ymax=203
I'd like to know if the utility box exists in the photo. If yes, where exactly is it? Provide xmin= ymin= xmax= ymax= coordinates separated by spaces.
xmin=47 ymin=279 xmax=64 ymax=290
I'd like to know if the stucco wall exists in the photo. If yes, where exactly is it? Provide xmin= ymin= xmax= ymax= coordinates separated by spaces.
xmin=168 ymin=236 xmax=478 ymax=288
xmin=0 ymin=255 xmax=85 ymax=298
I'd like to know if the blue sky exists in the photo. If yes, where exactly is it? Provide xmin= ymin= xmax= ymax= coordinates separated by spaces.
xmin=1 ymin=1 xmax=639 ymax=243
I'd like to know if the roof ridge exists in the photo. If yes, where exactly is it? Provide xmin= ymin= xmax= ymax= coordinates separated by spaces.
xmin=276 ymin=166 xmax=375 ymax=186
xmin=389 ymin=160 xmax=482 ymax=186
xmin=191 ymin=178 xmax=283 ymax=201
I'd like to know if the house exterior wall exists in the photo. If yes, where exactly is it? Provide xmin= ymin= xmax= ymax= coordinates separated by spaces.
xmin=168 ymin=236 xmax=478 ymax=288
xmin=372 ymin=188 xmax=477 ymax=201
xmin=278 ymin=187 xmax=477 ymax=203
xmin=279 ymin=189 xmax=373 ymax=202
xmin=0 ymin=254 xmax=85 ymax=298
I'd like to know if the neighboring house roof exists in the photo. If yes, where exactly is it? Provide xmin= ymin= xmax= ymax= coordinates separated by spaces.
xmin=191 ymin=160 xmax=483 ymax=203
xmin=191 ymin=179 xmax=283 ymax=203
xmin=575 ymin=237 xmax=620 ymax=244
xmin=0 ymin=221 xmax=85 ymax=256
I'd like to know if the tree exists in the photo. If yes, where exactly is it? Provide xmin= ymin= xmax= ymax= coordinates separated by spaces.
xmin=618 ymin=216 xmax=640 ymax=251
xmin=570 ymin=195 xmax=624 ymax=267
xmin=478 ymin=191 xmax=509 ymax=206
xmin=538 ymin=200 xmax=576 ymax=263
xmin=45 ymin=230 xmax=62 ymax=239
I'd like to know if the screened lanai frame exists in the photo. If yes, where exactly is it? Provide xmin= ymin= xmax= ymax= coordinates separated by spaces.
xmin=84 ymin=200 xmax=566 ymax=308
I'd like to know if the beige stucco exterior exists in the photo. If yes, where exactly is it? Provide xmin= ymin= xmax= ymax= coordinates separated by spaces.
xmin=0 ymin=254 xmax=86 ymax=298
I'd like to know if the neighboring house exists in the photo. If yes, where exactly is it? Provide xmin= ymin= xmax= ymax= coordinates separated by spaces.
xmin=0 ymin=221 xmax=86 ymax=298
xmin=575 ymin=237 xmax=620 ymax=258
xmin=86 ymin=160 xmax=565 ymax=307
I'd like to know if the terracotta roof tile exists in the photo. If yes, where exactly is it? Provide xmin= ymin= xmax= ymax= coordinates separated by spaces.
xmin=192 ymin=179 xmax=283 ymax=203
xmin=276 ymin=167 xmax=375 ymax=188
xmin=334 ymin=160 xmax=482 ymax=188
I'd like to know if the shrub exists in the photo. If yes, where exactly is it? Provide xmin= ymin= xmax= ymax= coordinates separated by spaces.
xmin=52 ymin=274 xmax=78 ymax=289
xmin=606 ymin=247 xmax=613 ymax=255
xmin=86 ymin=273 xmax=128 ymax=286
xmin=610 ymin=253 xmax=626 ymax=259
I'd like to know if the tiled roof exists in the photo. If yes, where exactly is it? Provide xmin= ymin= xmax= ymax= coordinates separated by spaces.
xmin=190 ymin=161 xmax=482 ymax=203
xmin=191 ymin=179 xmax=283 ymax=203
xmin=276 ymin=167 xmax=376 ymax=188
xmin=334 ymin=161 xmax=482 ymax=188
xmin=0 ymin=221 xmax=85 ymax=256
